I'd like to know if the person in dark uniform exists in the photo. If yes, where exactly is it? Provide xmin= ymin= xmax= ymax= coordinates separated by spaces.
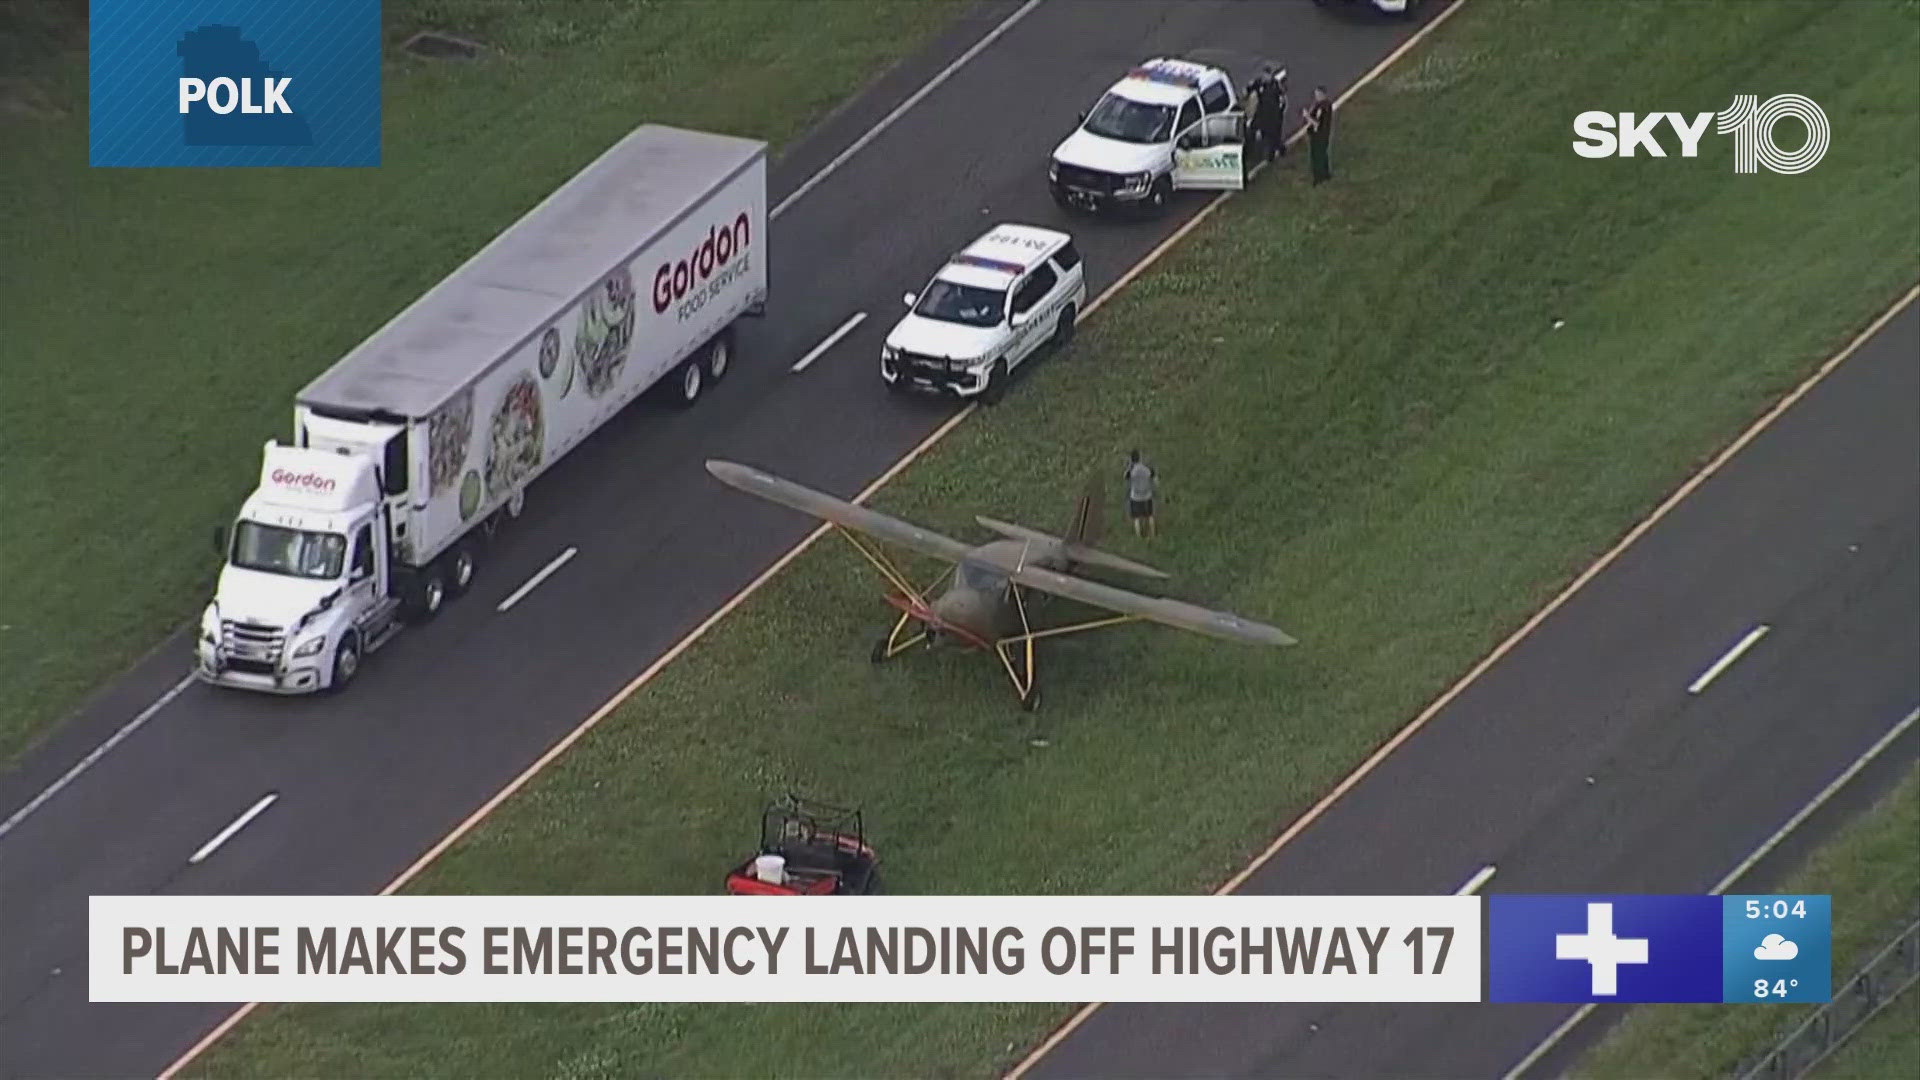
xmin=1245 ymin=64 xmax=1287 ymax=164
xmin=1303 ymin=85 xmax=1334 ymax=184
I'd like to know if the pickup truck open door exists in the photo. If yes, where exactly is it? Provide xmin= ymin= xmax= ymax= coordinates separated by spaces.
xmin=1172 ymin=112 xmax=1246 ymax=191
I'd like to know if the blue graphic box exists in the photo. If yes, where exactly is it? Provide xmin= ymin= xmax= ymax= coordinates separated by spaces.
xmin=1489 ymin=895 xmax=1832 ymax=1004
xmin=90 ymin=0 xmax=381 ymax=167
xmin=1490 ymin=895 xmax=1723 ymax=1004
xmin=1722 ymin=894 xmax=1831 ymax=1004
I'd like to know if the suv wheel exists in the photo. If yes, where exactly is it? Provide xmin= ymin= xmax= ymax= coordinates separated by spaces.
xmin=980 ymin=359 xmax=1008 ymax=405
xmin=1051 ymin=304 xmax=1077 ymax=352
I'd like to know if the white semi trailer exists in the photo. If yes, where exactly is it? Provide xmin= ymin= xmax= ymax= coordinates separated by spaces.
xmin=198 ymin=124 xmax=768 ymax=694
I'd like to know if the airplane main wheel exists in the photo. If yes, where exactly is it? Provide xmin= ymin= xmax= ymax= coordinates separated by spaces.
xmin=870 ymin=636 xmax=891 ymax=664
xmin=1021 ymin=685 xmax=1041 ymax=713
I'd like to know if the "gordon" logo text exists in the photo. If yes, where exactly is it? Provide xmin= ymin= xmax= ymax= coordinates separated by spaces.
xmin=271 ymin=468 xmax=337 ymax=492
xmin=653 ymin=212 xmax=753 ymax=314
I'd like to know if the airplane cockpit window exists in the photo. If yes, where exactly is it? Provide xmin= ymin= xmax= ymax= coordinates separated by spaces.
xmin=958 ymin=560 xmax=1005 ymax=591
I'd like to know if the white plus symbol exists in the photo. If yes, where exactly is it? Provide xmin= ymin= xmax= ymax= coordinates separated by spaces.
xmin=1556 ymin=902 xmax=1649 ymax=995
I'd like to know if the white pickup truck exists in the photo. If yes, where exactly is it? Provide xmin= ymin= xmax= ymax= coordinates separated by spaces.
xmin=198 ymin=124 xmax=769 ymax=695
xmin=1048 ymin=57 xmax=1249 ymax=215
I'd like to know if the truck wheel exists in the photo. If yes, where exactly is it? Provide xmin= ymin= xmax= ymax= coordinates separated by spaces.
xmin=1050 ymin=304 xmax=1077 ymax=353
xmin=444 ymin=543 xmax=476 ymax=599
xmin=703 ymin=333 xmax=732 ymax=384
xmin=980 ymin=359 xmax=1007 ymax=405
xmin=405 ymin=566 xmax=447 ymax=623
xmin=672 ymin=357 xmax=704 ymax=408
xmin=329 ymin=632 xmax=361 ymax=692
xmin=1138 ymin=176 xmax=1173 ymax=218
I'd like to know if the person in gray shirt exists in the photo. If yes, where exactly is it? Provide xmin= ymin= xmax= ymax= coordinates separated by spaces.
xmin=1125 ymin=449 xmax=1156 ymax=538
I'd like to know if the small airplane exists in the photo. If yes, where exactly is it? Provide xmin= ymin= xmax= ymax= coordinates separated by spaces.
xmin=705 ymin=459 xmax=1297 ymax=711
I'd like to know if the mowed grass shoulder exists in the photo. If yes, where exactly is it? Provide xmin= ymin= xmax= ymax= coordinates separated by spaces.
xmin=1813 ymin=989 xmax=1920 ymax=1079
xmin=1578 ymin=765 xmax=1920 ymax=1080
xmin=0 ymin=0 xmax=962 ymax=765
xmin=196 ymin=1 xmax=1919 ymax=1077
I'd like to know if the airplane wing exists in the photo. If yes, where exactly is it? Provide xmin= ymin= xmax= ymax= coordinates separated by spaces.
xmin=705 ymin=460 xmax=975 ymax=565
xmin=992 ymin=560 xmax=1298 ymax=646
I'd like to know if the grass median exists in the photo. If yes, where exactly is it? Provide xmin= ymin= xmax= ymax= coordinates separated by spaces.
xmin=187 ymin=0 xmax=1920 ymax=1076
xmin=0 ymin=0 xmax=961 ymax=765
xmin=1577 ymin=764 xmax=1920 ymax=1080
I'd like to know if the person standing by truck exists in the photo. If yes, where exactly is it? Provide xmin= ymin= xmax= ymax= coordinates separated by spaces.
xmin=1303 ymin=85 xmax=1335 ymax=184
xmin=1125 ymin=450 xmax=1156 ymax=539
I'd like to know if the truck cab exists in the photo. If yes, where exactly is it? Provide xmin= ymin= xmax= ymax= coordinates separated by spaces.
xmin=197 ymin=442 xmax=402 ymax=694
xmin=1048 ymin=58 xmax=1247 ymax=215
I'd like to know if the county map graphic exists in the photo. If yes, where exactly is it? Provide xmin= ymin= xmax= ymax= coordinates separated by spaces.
xmin=177 ymin=24 xmax=312 ymax=146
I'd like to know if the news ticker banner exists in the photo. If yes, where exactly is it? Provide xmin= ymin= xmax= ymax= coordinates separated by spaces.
xmin=97 ymin=896 xmax=1478 ymax=1003
xmin=91 ymin=894 xmax=1830 ymax=1005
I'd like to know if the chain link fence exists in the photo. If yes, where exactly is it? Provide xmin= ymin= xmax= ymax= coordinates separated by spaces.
xmin=1733 ymin=911 xmax=1920 ymax=1080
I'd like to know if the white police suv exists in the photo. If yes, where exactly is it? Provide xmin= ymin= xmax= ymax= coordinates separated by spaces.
xmin=880 ymin=224 xmax=1087 ymax=403
xmin=1048 ymin=57 xmax=1249 ymax=215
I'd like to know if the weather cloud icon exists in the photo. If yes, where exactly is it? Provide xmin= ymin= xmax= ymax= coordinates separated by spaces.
xmin=1754 ymin=934 xmax=1799 ymax=961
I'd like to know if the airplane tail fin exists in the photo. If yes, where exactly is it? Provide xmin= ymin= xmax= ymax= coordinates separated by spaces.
xmin=972 ymin=471 xmax=1169 ymax=581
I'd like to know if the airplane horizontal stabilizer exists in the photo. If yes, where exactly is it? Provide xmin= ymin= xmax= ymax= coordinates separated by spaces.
xmin=973 ymin=515 xmax=1171 ymax=580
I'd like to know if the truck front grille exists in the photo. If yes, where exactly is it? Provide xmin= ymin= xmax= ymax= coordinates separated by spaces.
xmin=899 ymin=351 xmax=954 ymax=375
xmin=221 ymin=621 xmax=286 ymax=666
xmin=1054 ymin=163 xmax=1121 ymax=193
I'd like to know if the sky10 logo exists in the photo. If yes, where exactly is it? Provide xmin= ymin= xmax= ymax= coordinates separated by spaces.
xmin=1572 ymin=94 xmax=1831 ymax=175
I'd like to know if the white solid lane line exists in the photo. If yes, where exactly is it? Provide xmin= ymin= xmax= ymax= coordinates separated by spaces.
xmin=0 ymin=673 xmax=195 ymax=843
xmin=769 ymin=0 xmax=1045 ymax=220
xmin=1501 ymin=704 xmax=1920 ymax=1080
xmin=496 ymin=547 xmax=578 ymax=613
xmin=790 ymin=312 xmax=868 ymax=372
xmin=1456 ymin=864 xmax=1498 ymax=896
xmin=188 ymin=793 xmax=279 ymax=865
xmin=1688 ymin=624 xmax=1771 ymax=694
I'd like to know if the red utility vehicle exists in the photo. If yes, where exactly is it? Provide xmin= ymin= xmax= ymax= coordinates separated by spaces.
xmin=724 ymin=795 xmax=880 ymax=896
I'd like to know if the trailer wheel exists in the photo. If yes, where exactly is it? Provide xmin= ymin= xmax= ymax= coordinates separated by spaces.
xmin=703 ymin=333 xmax=732 ymax=384
xmin=444 ymin=543 xmax=476 ymax=599
xmin=672 ymin=356 xmax=704 ymax=408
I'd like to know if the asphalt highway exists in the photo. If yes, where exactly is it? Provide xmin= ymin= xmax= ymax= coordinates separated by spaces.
xmin=1027 ymin=298 xmax=1920 ymax=1079
xmin=0 ymin=2 xmax=1451 ymax=1076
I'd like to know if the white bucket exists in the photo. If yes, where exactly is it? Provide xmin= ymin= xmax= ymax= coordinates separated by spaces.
xmin=753 ymin=853 xmax=787 ymax=885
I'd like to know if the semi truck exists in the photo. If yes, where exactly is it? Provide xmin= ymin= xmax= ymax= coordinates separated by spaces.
xmin=197 ymin=124 xmax=768 ymax=694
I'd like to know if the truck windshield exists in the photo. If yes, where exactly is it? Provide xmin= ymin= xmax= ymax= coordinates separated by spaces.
xmin=913 ymin=280 xmax=1006 ymax=329
xmin=230 ymin=522 xmax=347 ymax=580
xmin=1082 ymin=92 xmax=1175 ymax=144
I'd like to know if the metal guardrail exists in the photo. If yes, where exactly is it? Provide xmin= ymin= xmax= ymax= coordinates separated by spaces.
xmin=1733 ymin=911 xmax=1920 ymax=1080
